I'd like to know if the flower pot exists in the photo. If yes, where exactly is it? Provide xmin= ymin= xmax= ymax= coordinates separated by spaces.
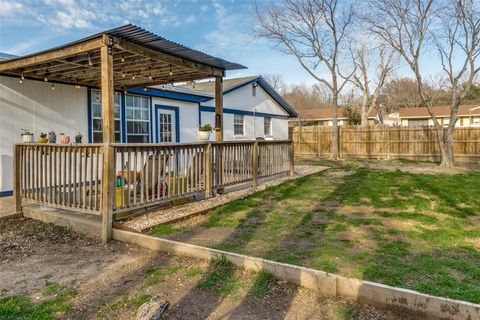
xmin=198 ymin=130 xmax=210 ymax=142
xmin=22 ymin=134 xmax=34 ymax=143
xmin=75 ymin=136 xmax=82 ymax=144
xmin=38 ymin=137 xmax=48 ymax=143
xmin=48 ymin=132 xmax=56 ymax=143
xmin=60 ymin=135 xmax=70 ymax=144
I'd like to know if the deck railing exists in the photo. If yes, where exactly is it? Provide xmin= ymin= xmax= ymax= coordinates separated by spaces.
xmin=15 ymin=144 xmax=103 ymax=214
xmin=14 ymin=140 xmax=293 ymax=217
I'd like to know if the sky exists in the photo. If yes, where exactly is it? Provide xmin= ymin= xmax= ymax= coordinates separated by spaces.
xmin=0 ymin=0 xmax=315 ymax=86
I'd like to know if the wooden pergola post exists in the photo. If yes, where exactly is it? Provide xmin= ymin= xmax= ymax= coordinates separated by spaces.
xmin=214 ymin=75 xmax=224 ymax=194
xmin=214 ymin=75 xmax=224 ymax=141
xmin=100 ymin=38 xmax=115 ymax=244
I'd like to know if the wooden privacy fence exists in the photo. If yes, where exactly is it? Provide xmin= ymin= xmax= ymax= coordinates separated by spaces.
xmin=290 ymin=125 xmax=480 ymax=162
xmin=14 ymin=140 xmax=294 ymax=217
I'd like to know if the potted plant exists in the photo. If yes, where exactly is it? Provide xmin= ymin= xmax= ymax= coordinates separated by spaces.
xmin=38 ymin=132 xmax=48 ymax=143
xmin=198 ymin=124 xmax=213 ymax=142
xmin=48 ymin=130 xmax=56 ymax=143
xmin=21 ymin=129 xmax=34 ymax=143
xmin=75 ymin=132 xmax=82 ymax=144
xmin=59 ymin=133 xmax=70 ymax=144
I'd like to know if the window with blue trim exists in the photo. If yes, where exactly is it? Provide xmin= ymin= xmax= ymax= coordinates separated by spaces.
xmin=234 ymin=114 xmax=244 ymax=135
xmin=126 ymin=94 xmax=150 ymax=143
xmin=91 ymin=90 xmax=121 ymax=142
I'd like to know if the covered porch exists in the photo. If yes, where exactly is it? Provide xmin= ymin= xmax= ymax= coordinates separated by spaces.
xmin=1 ymin=25 xmax=294 ymax=243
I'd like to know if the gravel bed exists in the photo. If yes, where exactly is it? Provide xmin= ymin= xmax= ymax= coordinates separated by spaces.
xmin=123 ymin=165 xmax=328 ymax=232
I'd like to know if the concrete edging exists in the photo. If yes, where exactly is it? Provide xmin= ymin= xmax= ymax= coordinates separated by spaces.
xmin=112 ymin=229 xmax=480 ymax=320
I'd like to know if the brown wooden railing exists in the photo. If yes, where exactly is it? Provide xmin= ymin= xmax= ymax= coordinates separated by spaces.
xmin=112 ymin=143 xmax=207 ymax=212
xmin=16 ymin=144 xmax=103 ymax=214
xmin=14 ymin=140 xmax=293 ymax=216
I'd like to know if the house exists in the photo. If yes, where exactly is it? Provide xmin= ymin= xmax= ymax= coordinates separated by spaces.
xmin=0 ymin=25 xmax=296 ymax=197
xmin=289 ymin=107 xmax=378 ymax=126
xmin=398 ymin=106 xmax=480 ymax=127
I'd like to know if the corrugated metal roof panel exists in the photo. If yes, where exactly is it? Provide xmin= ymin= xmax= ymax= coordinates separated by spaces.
xmin=0 ymin=24 xmax=246 ymax=71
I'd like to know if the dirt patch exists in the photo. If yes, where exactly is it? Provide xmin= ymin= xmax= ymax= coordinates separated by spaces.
xmin=0 ymin=218 xmax=420 ymax=319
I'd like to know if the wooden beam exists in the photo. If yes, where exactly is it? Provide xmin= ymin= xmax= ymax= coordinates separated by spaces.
xmin=100 ymin=44 xmax=114 ymax=244
xmin=113 ymin=37 xmax=224 ymax=77
xmin=13 ymin=144 xmax=22 ymax=214
xmin=0 ymin=37 xmax=104 ymax=72
xmin=215 ymin=75 xmax=224 ymax=141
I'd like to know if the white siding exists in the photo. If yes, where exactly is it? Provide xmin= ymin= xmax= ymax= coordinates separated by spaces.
xmin=200 ymin=83 xmax=289 ymax=140
xmin=0 ymin=76 xmax=88 ymax=193
xmin=151 ymin=97 xmax=199 ymax=143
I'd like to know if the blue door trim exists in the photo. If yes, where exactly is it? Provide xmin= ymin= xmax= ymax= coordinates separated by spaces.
xmin=120 ymin=92 xmax=127 ymax=143
xmin=155 ymin=105 xmax=180 ymax=143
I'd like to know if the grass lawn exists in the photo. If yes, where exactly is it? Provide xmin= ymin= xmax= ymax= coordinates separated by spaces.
xmin=150 ymin=161 xmax=480 ymax=304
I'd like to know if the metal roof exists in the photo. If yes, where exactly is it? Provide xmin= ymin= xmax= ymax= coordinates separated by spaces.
xmin=0 ymin=52 xmax=18 ymax=61
xmin=0 ymin=24 xmax=246 ymax=71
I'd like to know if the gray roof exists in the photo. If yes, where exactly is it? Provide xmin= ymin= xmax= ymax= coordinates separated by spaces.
xmin=0 ymin=52 xmax=18 ymax=61
xmin=0 ymin=25 xmax=246 ymax=71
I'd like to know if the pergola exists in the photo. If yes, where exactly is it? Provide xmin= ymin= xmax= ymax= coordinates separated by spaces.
xmin=3 ymin=25 xmax=246 ymax=242
xmin=0 ymin=24 xmax=246 ymax=142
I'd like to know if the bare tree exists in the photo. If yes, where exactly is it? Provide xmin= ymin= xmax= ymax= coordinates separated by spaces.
xmin=262 ymin=73 xmax=286 ymax=93
xmin=367 ymin=0 xmax=480 ymax=167
xmin=350 ymin=42 xmax=394 ymax=126
xmin=255 ymin=0 xmax=356 ymax=160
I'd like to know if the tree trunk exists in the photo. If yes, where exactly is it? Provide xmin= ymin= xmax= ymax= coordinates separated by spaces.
xmin=361 ymin=95 xmax=369 ymax=127
xmin=433 ymin=124 xmax=454 ymax=167
xmin=331 ymin=95 xmax=340 ymax=160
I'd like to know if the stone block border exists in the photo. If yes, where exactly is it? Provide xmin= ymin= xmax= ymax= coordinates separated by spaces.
xmin=112 ymin=229 xmax=480 ymax=320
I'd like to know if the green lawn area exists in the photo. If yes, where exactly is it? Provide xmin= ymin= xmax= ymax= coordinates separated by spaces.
xmin=150 ymin=162 xmax=480 ymax=304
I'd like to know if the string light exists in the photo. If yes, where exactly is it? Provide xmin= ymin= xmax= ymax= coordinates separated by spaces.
xmin=143 ymin=86 xmax=147 ymax=91
xmin=122 ymin=68 xmax=126 ymax=78
xmin=51 ymin=83 xmax=55 ymax=91
xmin=169 ymin=65 xmax=173 ymax=76
xmin=19 ymin=73 xmax=24 ymax=84
xmin=208 ymin=77 xmax=211 ymax=83
xmin=75 ymin=84 xmax=80 ymax=89
xmin=192 ymin=81 xmax=196 ymax=89
xmin=44 ymin=70 xmax=49 ymax=82
xmin=132 ymin=74 xmax=136 ymax=80
xmin=121 ymin=54 xmax=125 ymax=63
xmin=87 ymin=52 xmax=93 ymax=66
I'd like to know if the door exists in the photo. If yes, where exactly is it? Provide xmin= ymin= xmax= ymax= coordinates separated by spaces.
xmin=157 ymin=108 xmax=177 ymax=143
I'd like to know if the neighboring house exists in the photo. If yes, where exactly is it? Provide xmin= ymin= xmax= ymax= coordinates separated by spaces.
xmin=289 ymin=107 xmax=378 ymax=127
xmin=398 ymin=106 xmax=480 ymax=127
xmin=0 ymin=51 xmax=296 ymax=196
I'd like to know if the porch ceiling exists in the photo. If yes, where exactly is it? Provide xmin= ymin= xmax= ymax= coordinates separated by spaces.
xmin=0 ymin=25 xmax=246 ymax=90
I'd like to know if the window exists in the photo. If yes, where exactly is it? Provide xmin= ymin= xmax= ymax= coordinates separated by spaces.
xmin=91 ymin=90 xmax=121 ymax=143
xmin=158 ymin=113 xmax=173 ymax=142
xmin=234 ymin=114 xmax=244 ymax=135
xmin=443 ymin=118 xmax=450 ymax=126
xmin=126 ymin=94 xmax=150 ymax=143
xmin=473 ymin=117 xmax=480 ymax=125
xmin=408 ymin=119 xmax=429 ymax=127
xmin=264 ymin=117 xmax=272 ymax=136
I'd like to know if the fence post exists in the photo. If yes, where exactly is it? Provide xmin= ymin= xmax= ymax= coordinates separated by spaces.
xmin=101 ymin=144 xmax=114 ymax=244
xmin=204 ymin=143 xmax=212 ymax=198
xmin=289 ymin=140 xmax=295 ymax=176
xmin=13 ymin=144 xmax=22 ymax=215
xmin=252 ymin=141 xmax=258 ymax=187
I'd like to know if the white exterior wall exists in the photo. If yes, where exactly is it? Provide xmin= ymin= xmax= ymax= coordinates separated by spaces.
xmin=151 ymin=97 xmax=199 ymax=143
xmin=201 ymin=84 xmax=289 ymax=140
xmin=0 ymin=76 xmax=88 ymax=193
